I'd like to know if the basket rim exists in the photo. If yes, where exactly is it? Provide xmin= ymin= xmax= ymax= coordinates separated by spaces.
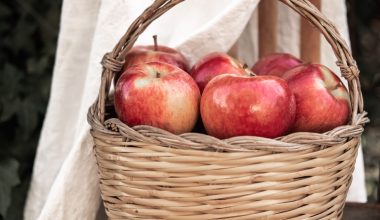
xmin=88 ymin=107 xmax=366 ymax=152
xmin=87 ymin=0 xmax=369 ymax=153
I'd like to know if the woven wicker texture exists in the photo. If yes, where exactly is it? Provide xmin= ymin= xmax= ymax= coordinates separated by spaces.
xmin=88 ymin=0 xmax=369 ymax=219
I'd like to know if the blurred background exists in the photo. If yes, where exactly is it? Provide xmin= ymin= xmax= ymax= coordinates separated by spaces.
xmin=0 ymin=0 xmax=378 ymax=219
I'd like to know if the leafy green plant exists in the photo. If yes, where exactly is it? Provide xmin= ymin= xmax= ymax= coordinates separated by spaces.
xmin=347 ymin=0 xmax=380 ymax=202
xmin=0 ymin=1 xmax=61 ymax=219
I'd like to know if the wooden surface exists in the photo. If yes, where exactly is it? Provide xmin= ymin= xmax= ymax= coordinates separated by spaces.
xmin=300 ymin=0 xmax=321 ymax=63
xmin=343 ymin=202 xmax=380 ymax=220
xmin=258 ymin=0 xmax=277 ymax=58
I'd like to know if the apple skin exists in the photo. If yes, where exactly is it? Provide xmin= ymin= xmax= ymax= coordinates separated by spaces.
xmin=190 ymin=52 xmax=247 ymax=93
xmin=282 ymin=64 xmax=351 ymax=133
xmin=124 ymin=45 xmax=189 ymax=71
xmin=252 ymin=53 xmax=303 ymax=77
xmin=114 ymin=45 xmax=189 ymax=84
xmin=200 ymin=74 xmax=296 ymax=139
xmin=114 ymin=62 xmax=200 ymax=135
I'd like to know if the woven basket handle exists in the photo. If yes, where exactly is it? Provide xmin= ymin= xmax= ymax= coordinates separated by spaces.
xmin=96 ymin=0 xmax=365 ymax=128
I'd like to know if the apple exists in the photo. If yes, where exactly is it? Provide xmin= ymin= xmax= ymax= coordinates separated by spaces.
xmin=200 ymin=74 xmax=296 ymax=139
xmin=190 ymin=52 xmax=247 ymax=93
xmin=114 ymin=62 xmax=200 ymax=134
xmin=282 ymin=64 xmax=350 ymax=133
xmin=114 ymin=36 xmax=189 ymax=84
xmin=252 ymin=53 xmax=303 ymax=77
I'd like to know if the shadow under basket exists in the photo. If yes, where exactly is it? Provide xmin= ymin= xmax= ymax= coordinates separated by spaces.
xmin=88 ymin=0 xmax=369 ymax=219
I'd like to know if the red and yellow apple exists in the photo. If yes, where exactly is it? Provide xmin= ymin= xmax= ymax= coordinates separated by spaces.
xmin=283 ymin=64 xmax=350 ymax=133
xmin=114 ymin=36 xmax=189 ymax=84
xmin=123 ymin=45 xmax=189 ymax=71
xmin=190 ymin=52 xmax=247 ymax=93
xmin=114 ymin=62 xmax=200 ymax=134
xmin=200 ymin=74 xmax=296 ymax=139
xmin=252 ymin=53 xmax=303 ymax=77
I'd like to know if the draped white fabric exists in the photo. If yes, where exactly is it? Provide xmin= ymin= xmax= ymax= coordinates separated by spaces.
xmin=25 ymin=0 xmax=367 ymax=219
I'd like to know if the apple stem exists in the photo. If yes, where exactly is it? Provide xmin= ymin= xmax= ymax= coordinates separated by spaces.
xmin=156 ymin=72 xmax=161 ymax=78
xmin=153 ymin=35 xmax=158 ymax=51
xmin=243 ymin=64 xmax=256 ymax=76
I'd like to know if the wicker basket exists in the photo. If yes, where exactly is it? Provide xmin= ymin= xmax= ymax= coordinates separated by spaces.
xmin=88 ymin=0 xmax=369 ymax=219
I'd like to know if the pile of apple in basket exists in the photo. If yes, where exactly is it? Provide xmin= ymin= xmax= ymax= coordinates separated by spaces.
xmin=114 ymin=36 xmax=350 ymax=139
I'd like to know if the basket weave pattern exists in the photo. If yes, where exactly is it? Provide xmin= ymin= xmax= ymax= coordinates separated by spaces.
xmin=88 ymin=0 xmax=369 ymax=219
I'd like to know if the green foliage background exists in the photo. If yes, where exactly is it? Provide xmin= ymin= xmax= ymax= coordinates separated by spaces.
xmin=347 ymin=0 xmax=380 ymax=202
xmin=0 ymin=1 xmax=61 ymax=219
xmin=0 ymin=0 xmax=378 ymax=219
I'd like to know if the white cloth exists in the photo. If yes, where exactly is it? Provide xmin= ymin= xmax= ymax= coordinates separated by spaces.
xmin=25 ymin=0 xmax=367 ymax=219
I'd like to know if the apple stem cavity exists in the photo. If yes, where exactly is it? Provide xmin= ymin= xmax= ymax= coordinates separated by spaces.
xmin=153 ymin=35 xmax=158 ymax=51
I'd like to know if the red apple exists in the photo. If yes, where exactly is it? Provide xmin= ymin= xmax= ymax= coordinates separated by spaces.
xmin=252 ymin=53 xmax=303 ymax=77
xmin=114 ymin=36 xmax=189 ymax=84
xmin=282 ymin=64 xmax=350 ymax=133
xmin=190 ymin=52 xmax=247 ymax=93
xmin=124 ymin=45 xmax=189 ymax=71
xmin=200 ymin=74 xmax=296 ymax=139
xmin=114 ymin=62 xmax=200 ymax=134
